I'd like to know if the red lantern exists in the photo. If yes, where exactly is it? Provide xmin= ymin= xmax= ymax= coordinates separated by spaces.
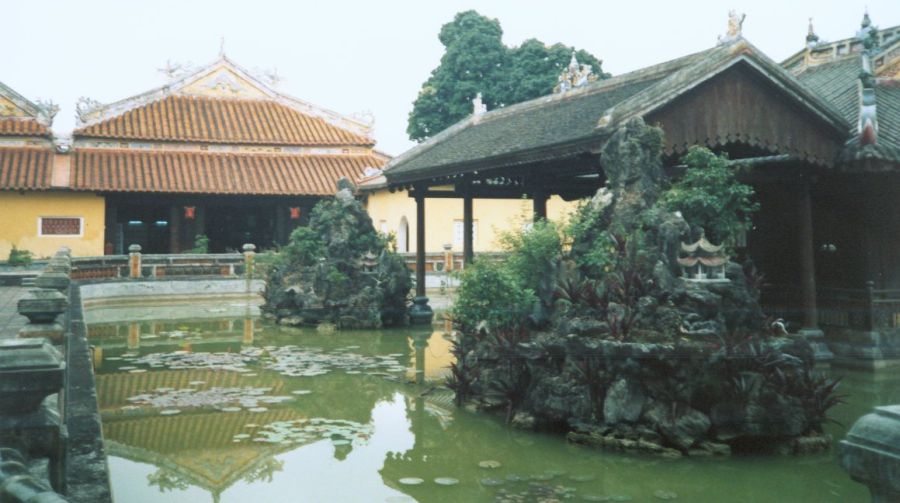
xmin=184 ymin=206 xmax=196 ymax=219
xmin=289 ymin=207 xmax=301 ymax=220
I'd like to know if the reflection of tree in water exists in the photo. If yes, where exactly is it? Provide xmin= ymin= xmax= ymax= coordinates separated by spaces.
xmin=242 ymin=457 xmax=285 ymax=484
xmin=148 ymin=467 xmax=191 ymax=492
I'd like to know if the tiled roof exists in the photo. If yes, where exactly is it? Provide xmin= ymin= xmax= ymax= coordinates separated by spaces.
xmin=74 ymin=95 xmax=373 ymax=146
xmin=0 ymin=147 xmax=53 ymax=190
xmin=71 ymin=149 xmax=385 ymax=195
xmin=0 ymin=118 xmax=52 ymax=137
xmin=840 ymin=82 xmax=900 ymax=163
xmin=385 ymin=39 xmax=849 ymax=184
xmin=794 ymin=56 xmax=861 ymax=124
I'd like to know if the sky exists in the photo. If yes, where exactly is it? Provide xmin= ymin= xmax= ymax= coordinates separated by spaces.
xmin=4 ymin=0 xmax=899 ymax=156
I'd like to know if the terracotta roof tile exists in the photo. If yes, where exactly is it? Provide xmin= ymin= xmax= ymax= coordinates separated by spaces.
xmin=0 ymin=147 xmax=53 ymax=190
xmin=0 ymin=118 xmax=51 ymax=137
xmin=71 ymin=149 xmax=385 ymax=195
xmin=74 ymin=95 xmax=373 ymax=146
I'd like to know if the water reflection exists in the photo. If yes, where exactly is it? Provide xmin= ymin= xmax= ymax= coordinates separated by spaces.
xmin=88 ymin=313 xmax=895 ymax=503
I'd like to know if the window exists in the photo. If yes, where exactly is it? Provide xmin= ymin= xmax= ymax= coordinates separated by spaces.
xmin=39 ymin=217 xmax=83 ymax=237
xmin=453 ymin=220 xmax=477 ymax=247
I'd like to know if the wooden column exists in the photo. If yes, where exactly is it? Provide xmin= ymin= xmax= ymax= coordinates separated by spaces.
xmin=169 ymin=205 xmax=181 ymax=253
xmin=415 ymin=194 xmax=426 ymax=297
xmin=533 ymin=192 xmax=548 ymax=222
xmin=798 ymin=181 xmax=819 ymax=331
xmin=103 ymin=203 xmax=117 ymax=255
xmin=463 ymin=195 xmax=474 ymax=265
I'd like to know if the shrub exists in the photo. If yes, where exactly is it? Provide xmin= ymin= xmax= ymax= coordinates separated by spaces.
xmin=451 ymin=260 xmax=536 ymax=333
xmin=185 ymin=234 xmax=210 ymax=254
xmin=7 ymin=246 xmax=33 ymax=266
xmin=498 ymin=219 xmax=562 ymax=307
xmin=660 ymin=146 xmax=759 ymax=248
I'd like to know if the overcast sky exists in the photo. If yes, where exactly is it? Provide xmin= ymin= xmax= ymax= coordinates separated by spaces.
xmin=4 ymin=0 xmax=898 ymax=155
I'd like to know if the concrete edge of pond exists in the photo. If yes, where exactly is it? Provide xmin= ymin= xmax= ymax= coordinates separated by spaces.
xmin=64 ymin=284 xmax=113 ymax=503
xmin=79 ymin=278 xmax=265 ymax=303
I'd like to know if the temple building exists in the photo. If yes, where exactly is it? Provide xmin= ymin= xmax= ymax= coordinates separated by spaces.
xmin=382 ymin=14 xmax=900 ymax=366
xmin=0 ymin=54 xmax=388 ymax=257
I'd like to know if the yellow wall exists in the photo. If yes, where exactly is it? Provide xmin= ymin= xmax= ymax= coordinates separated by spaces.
xmin=364 ymin=188 xmax=577 ymax=253
xmin=0 ymin=191 xmax=105 ymax=259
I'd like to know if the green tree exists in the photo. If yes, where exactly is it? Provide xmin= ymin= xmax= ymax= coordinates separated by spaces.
xmin=506 ymin=40 xmax=606 ymax=104
xmin=660 ymin=146 xmax=759 ymax=248
xmin=407 ymin=11 xmax=607 ymax=142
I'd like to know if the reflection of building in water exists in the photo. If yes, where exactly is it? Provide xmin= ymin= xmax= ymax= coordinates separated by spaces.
xmin=98 ymin=369 xmax=302 ymax=502
xmin=406 ymin=331 xmax=454 ymax=382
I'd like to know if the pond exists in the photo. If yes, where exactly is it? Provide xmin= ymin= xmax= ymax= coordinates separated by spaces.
xmin=87 ymin=308 xmax=898 ymax=502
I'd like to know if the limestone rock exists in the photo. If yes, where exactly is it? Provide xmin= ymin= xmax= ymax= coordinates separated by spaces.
xmin=603 ymin=378 xmax=645 ymax=424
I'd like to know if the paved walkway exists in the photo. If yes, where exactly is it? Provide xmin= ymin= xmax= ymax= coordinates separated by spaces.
xmin=0 ymin=286 xmax=29 ymax=339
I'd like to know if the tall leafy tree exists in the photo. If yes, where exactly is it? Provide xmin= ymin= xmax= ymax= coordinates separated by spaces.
xmin=407 ymin=11 xmax=608 ymax=142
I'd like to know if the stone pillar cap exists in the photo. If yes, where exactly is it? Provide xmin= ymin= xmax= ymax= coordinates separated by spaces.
xmin=0 ymin=338 xmax=64 ymax=371
xmin=840 ymin=405 xmax=900 ymax=496
xmin=128 ymin=244 xmax=142 ymax=253
xmin=242 ymin=243 xmax=257 ymax=253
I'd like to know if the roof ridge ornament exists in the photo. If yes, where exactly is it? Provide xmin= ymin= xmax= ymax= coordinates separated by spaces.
xmin=472 ymin=92 xmax=487 ymax=115
xmin=554 ymin=51 xmax=597 ymax=93
xmin=806 ymin=18 xmax=819 ymax=48
xmin=718 ymin=10 xmax=745 ymax=44
xmin=75 ymin=97 xmax=103 ymax=126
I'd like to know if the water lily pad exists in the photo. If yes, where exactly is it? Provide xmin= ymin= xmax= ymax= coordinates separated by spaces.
xmin=248 ymin=407 xmax=268 ymax=413
xmin=398 ymin=477 xmax=424 ymax=486
xmin=505 ymin=474 xmax=525 ymax=482
xmin=128 ymin=369 xmax=147 ymax=373
xmin=610 ymin=496 xmax=632 ymax=502
xmin=545 ymin=469 xmax=566 ymax=477
xmin=434 ymin=477 xmax=459 ymax=486
xmin=292 ymin=390 xmax=312 ymax=395
xmin=332 ymin=439 xmax=351 ymax=446
xmin=582 ymin=496 xmax=610 ymax=502
xmin=569 ymin=474 xmax=596 ymax=482
xmin=653 ymin=490 xmax=678 ymax=500
xmin=221 ymin=407 xmax=241 ymax=412
xmin=480 ymin=478 xmax=504 ymax=487
xmin=233 ymin=434 xmax=250 ymax=439
xmin=118 ymin=366 xmax=137 ymax=371
xmin=159 ymin=409 xmax=180 ymax=415
xmin=478 ymin=460 xmax=502 ymax=469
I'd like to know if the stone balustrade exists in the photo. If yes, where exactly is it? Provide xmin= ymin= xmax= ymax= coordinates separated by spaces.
xmin=840 ymin=405 xmax=900 ymax=502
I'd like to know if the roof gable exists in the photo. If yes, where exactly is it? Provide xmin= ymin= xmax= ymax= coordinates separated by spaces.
xmin=0 ymin=81 xmax=53 ymax=138
xmin=74 ymin=56 xmax=373 ymax=144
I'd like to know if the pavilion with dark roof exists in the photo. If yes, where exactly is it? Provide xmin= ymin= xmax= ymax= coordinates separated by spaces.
xmin=384 ymin=14 xmax=900 ymax=366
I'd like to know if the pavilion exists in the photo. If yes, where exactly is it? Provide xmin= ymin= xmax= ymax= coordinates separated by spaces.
xmin=383 ymin=15 xmax=900 ymax=363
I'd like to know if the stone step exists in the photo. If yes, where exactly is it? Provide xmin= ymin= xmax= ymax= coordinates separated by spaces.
xmin=20 ymin=278 xmax=36 ymax=287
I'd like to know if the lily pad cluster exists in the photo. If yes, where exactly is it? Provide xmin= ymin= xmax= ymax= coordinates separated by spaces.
xmin=263 ymin=346 xmax=406 ymax=377
xmin=237 ymin=417 xmax=373 ymax=446
xmin=262 ymin=182 xmax=413 ymax=329
xmin=124 ymin=386 xmax=293 ymax=412
xmin=120 ymin=345 xmax=407 ymax=378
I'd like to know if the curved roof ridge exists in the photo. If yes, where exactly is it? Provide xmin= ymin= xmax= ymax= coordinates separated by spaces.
xmin=74 ymin=55 xmax=373 ymax=140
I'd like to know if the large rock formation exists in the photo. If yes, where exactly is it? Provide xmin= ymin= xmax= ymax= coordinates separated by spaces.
xmin=451 ymin=119 xmax=839 ymax=455
xmin=262 ymin=181 xmax=412 ymax=328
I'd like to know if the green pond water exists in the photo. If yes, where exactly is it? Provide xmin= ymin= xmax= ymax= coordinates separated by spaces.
xmin=87 ymin=312 xmax=899 ymax=503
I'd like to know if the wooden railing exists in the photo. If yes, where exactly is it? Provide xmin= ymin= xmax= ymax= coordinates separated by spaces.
xmin=762 ymin=282 xmax=900 ymax=333
xmin=397 ymin=251 xmax=506 ymax=273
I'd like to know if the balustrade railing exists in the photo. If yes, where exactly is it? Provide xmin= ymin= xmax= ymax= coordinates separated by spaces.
xmin=762 ymin=282 xmax=900 ymax=333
